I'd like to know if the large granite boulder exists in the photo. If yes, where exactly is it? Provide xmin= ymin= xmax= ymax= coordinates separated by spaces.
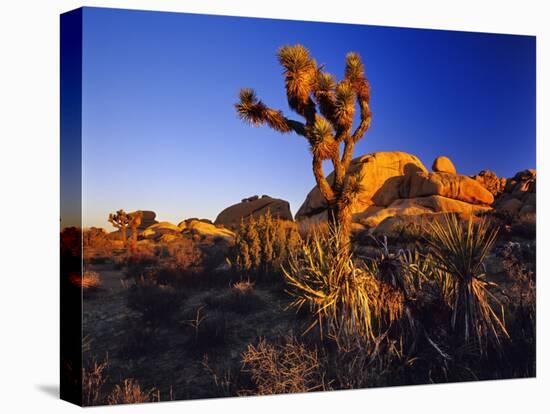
xmin=215 ymin=195 xmax=293 ymax=228
xmin=432 ymin=156 xmax=456 ymax=174
xmin=296 ymin=151 xmax=428 ymax=220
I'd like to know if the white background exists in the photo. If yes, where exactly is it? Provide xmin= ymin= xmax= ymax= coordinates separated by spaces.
xmin=0 ymin=0 xmax=547 ymax=412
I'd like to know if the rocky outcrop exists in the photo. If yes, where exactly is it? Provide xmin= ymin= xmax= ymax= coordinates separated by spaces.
xmin=215 ymin=195 xmax=293 ymax=228
xmin=296 ymin=152 xmax=428 ymax=220
xmin=494 ymin=169 xmax=536 ymax=215
xmin=296 ymin=152 xmax=496 ymax=233
xmin=141 ymin=221 xmax=181 ymax=240
xmin=362 ymin=195 xmax=492 ymax=231
xmin=471 ymin=170 xmax=506 ymax=197
xmin=432 ymin=156 xmax=456 ymax=174
xmin=128 ymin=210 xmax=158 ymax=231
xmin=183 ymin=219 xmax=235 ymax=242
xmin=400 ymin=172 xmax=494 ymax=205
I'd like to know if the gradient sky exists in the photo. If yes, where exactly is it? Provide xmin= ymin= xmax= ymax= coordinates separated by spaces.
xmin=80 ymin=7 xmax=536 ymax=229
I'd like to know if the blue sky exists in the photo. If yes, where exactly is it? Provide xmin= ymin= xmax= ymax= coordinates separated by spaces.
xmin=80 ymin=7 xmax=535 ymax=229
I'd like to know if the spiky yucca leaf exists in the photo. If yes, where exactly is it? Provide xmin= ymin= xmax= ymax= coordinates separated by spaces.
xmin=426 ymin=214 xmax=508 ymax=353
xmin=345 ymin=52 xmax=365 ymax=83
xmin=334 ymin=80 xmax=355 ymax=128
xmin=283 ymin=225 xmax=404 ymax=348
xmin=307 ymin=115 xmax=338 ymax=160
xmin=236 ymin=88 xmax=293 ymax=133
xmin=278 ymin=45 xmax=317 ymax=112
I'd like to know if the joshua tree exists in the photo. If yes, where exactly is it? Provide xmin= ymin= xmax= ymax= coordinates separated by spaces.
xmin=108 ymin=209 xmax=129 ymax=243
xmin=128 ymin=211 xmax=143 ymax=250
xmin=235 ymin=45 xmax=372 ymax=247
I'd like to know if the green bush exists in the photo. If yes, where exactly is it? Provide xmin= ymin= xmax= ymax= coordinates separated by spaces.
xmin=231 ymin=211 xmax=301 ymax=280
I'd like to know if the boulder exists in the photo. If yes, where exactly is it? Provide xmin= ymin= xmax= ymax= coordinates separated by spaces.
xmin=471 ymin=170 xmax=506 ymax=196
xmin=215 ymin=195 xmax=293 ymax=228
xmin=400 ymin=172 xmax=494 ymax=205
xmin=141 ymin=221 xmax=181 ymax=240
xmin=128 ymin=210 xmax=158 ymax=231
xmin=361 ymin=195 xmax=492 ymax=229
xmin=432 ymin=156 xmax=456 ymax=174
xmin=184 ymin=219 xmax=235 ymax=242
xmin=296 ymin=151 xmax=428 ymax=220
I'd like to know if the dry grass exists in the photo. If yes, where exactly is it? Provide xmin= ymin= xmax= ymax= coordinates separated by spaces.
xmin=107 ymin=379 xmax=158 ymax=405
xmin=82 ymin=355 xmax=108 ymax=406
xmin=241 ymin=336 xmax=330 ymax=395
xmin=69 ymin=271 xmax=101 ymax=289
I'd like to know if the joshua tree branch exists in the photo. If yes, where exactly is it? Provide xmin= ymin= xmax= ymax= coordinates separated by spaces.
xmin=236 ymin=88 xmax=307 ymax=136
xmin=312 ymin=155 xmax=335 ymax=203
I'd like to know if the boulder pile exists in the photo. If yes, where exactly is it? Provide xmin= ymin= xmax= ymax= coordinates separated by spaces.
xmin=295 ymin=151 xmax=495 ymax=232
xmin=494 ymin=169 xmax=536 ymax=215
xmin=215 ymin=195 xmax=293 ymax=229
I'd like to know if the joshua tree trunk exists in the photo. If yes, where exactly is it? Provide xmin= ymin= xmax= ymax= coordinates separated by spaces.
xmin=120 ymin=225 xmax=127 ymax=243
xmin=327 ymin=200 xmax=353 ymax=249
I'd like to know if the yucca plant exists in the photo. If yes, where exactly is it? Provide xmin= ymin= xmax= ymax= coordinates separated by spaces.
xmin=283 ymin=225 xmax=403 ymax=348
xmin=236 ymin=45 xmax=372 ymax=248
xmin=425 ymin=214 xmax=508 ymax=353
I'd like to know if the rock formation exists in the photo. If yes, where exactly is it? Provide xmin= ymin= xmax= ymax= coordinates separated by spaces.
xmin=494 ymin=169 xmax=536 ymax=215
xmin=141 ymin=221 xmax=182 ymax=240
xmin=296 ymin=152 xmax=496 ymax=232
xmin=183 ymin=219 xmax=235 ymax=242
xmin=296 ymin=152 xmax=428 ymax=221
xmin=215 ymin=195 xmax=293 ymax=229
xmin=470 ymin=170 xmax=506 ymax=197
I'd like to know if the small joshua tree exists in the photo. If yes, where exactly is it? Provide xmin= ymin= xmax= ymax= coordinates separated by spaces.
xmin=236 ymin=45 xmax=372 ymax=247
xmin=108 ymin=209 xmax=129 ymax=243
xmin=128 ymin=211 xmax=143 ymax=251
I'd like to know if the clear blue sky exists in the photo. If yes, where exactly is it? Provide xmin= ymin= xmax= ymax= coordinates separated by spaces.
xmin=79 ymin=7 xmax=535 ymax=229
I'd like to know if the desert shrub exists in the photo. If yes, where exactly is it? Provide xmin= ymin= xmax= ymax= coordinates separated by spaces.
xmin=231 ymin=211 xmax=301 ymax=281
xmin=426 ymin=214 xmax=508 ymax=354
xmin=509 ymin=213 xmax=536 ymax=239
xmin=183 ymin=307 xmax=228 ymax=349
xmin=284 ymin=226 xmax=402 ymax=348
xmin=202 ymin=355 xmax=242 ymax=397
xmin=202 ymin=281 xmax=264 ymax=314
xmin=126 ymin=279 xmax=181 ymax=325
xmin=500 ymin=241 xmax=535 ymax=375
xmin=106 ymin=379 xmax=158 ymax=405
xmin=162 ymin=237 xmax=203 ymax=270
xmin=383 ymin=220 xmax=427 ymax=244
xmin=82 ymin=355 xmax=108 ymax=406
xmin=118 ymin=319 xmax=162 ymax=358
xmin=124 ymin=245 xmax=159 ymax=280
xmin=241 ymin=336 xmax=330 ymax=395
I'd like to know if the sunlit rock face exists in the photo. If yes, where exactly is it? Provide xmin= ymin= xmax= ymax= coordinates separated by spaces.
xmin=214 ymin=195 xmax=293 ymax=229
xmin=431 ymin=155 xmax=457 ymax=174
xmin=471 ymin=170 xmax=507 ymax=197
xmin=295 ymin=152 xmax=499 ymax=232
xmin=295 ymin=151 xmax=428 ymax=222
